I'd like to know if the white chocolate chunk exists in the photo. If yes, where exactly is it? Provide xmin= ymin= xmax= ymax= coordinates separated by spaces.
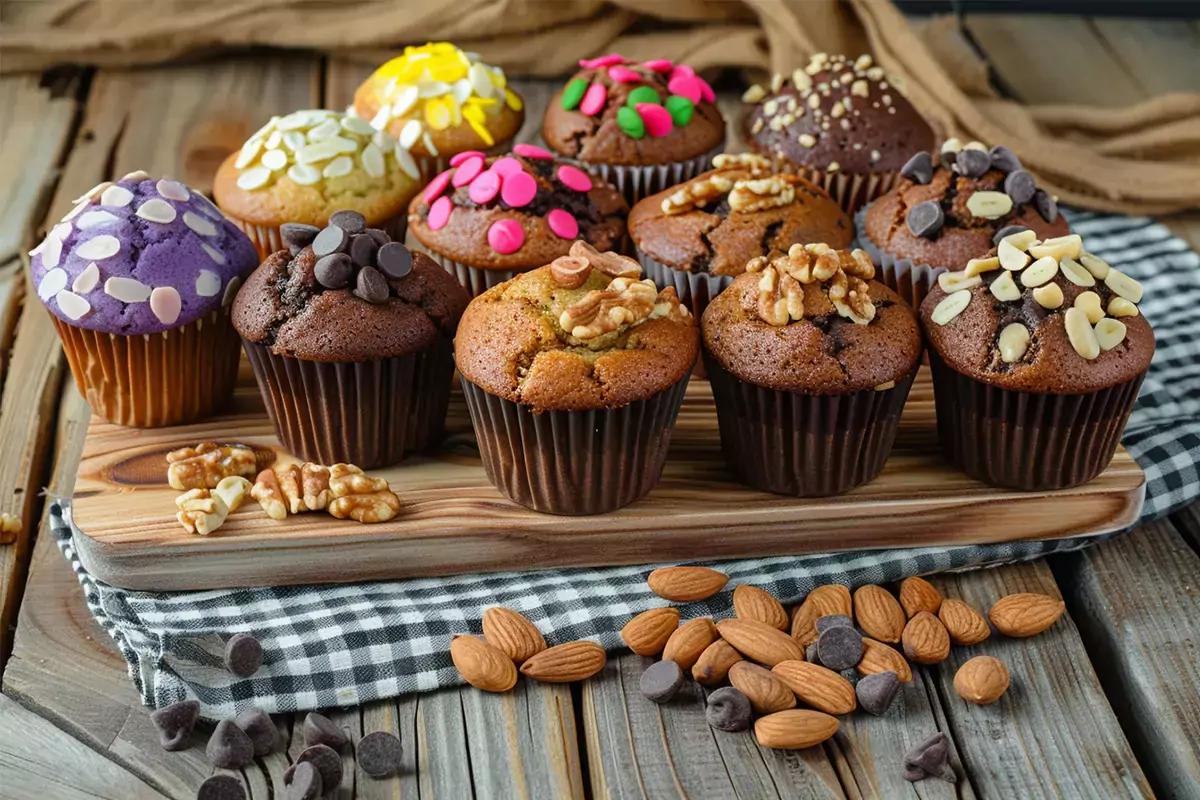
xmin=998 ymin=323 xmax=1030 ymax=364
xmin=236 ymin=167 xmax=272 ymax=190
xmin=998 ymin=239 xmax=1030 ymax=271
xmin=989 ymin=270 xmax=1021 ymax=301
xmin=287 ymin=164 xmax=322 ymax=185
xmin=361 ymin=143 xmax=385 ymax=177
xmin=261 ymin=148 xmax=288 ymax=171
xmin=965 ymin=257 xmax=1000 ymax=277
xmin=136 ymin=198 xmax=177 ymax=224
xmin=156 ymin=179 xmax=189 ymax=201
xmin=195 ymin=269 xmax=222 ymax=297
xmin=100 ymin=185 xmax=134 ymax=207
xmin=105 ymin=276 xmax=152 ymax=302
xmin=235 ymin=137 xmax=264 ymax=168
xmin=265 ymin=130 xmax=283 ymax=150
xmin=1028 ymin=234 xmax=1082 ymax=262
xmin=940 ymin=137 xmax=962 ymax=156
xmin=1059 ymin=257 xmax=1095 ymax=287
xmin=1104 ymin=268 xmax=1143 ymax=303
xmin=55 ymin=290 xmax=91 ymax=320
xmin=150 ymin=286 xmax=182 ymax=325
xmin=1079 ymin=252 xmax=1110 ymax=279
xmin=75 ymin=234 xmax=121 ymax=260
xmin=1032 ymin=282 xmax=1063 ymax=309
xmin=183 ymin=211 xmax=218 ymax=237
xmin=1094 ymin=318 xmax=1127 ymax=351
xmin=1107 ymin=296 xmax=1139 ymax=318
xmin=282 ymin=131 xmax=306 ymax=152
xmin=1020 ymin=256 xmax=1059 ymax=287
xmin=38 ymin=268 xmax=68 ymax=300
xmin=323 ymin=156 xmax=354 ymax=179
xmin=72 ymin=262 xmax=100 ymax=293
xmin=937 ymin=270 xmax=982 ymax=292
xmin=77 ymin=209 xmax=120 ymax=229
xmin=1074 ymin=291 xmax=1104 ymax=324
xmin=1065 ymin=306 xmax=1100 ymax=360
xmin=931 ymin=289 xmax=972 ymax=325
xmin=1001 ymin=229 xmax=1038 ymax=252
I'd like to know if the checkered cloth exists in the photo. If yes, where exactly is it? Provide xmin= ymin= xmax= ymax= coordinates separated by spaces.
xmin=51 ymin=210 xmax=1200 ymax=720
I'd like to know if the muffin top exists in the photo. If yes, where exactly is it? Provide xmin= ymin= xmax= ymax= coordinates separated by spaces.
xmin=542 ymin=54 xmax=725 ymax=166
xmin=628 ymin=153 xmax=853 ymax=276
xmin=213 ymin=109 xmax=421 ymax=228
xmin=232 ymin=210 xmax=468 ymax=362
xmin=920 ymin=230 xmax=1153 ymax=393
xmin=862 ymin=139 xmax=1070 ymax=271
xmin=352 ymin=42 xmax=525 ymax=158
xmin=743 ymin=53 xmax=935 ymax=175
xmin=702 ymin=244 xmax=921 ymax=394
xmin=408 ymin=145 xmax=628 ymax=270
xmin=29 ymin=172 xmax=257 ymax=335
xmin=455 ymin=241 xmax=698 ymax=412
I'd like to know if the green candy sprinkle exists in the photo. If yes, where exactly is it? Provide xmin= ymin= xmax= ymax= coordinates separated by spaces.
xmin=561 ymin=78 xmax=588 ymax=111
xmin=626 ymin=86 xmax=661 ymax=108
xmin=617 ymin=106 xmax=646 ymax=139
xmin=666 ymin=95 xmax=694 ymax=127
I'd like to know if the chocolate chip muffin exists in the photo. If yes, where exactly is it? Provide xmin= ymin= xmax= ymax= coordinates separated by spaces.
xmin=743 ymin=53 xmax=936 ymax=214
xmin=408 ymin=145 xmax=628 ymax=297
xmin=542 ymin=54 xmax=725 ymax=203
xmin=629 ymin=153 xmax=852 ymax=318
xmin=233 ymin=210 xmax=469 ymax=468
xmin=920 ymin=229 xmax=1153 ymax=489
xmin=702 ymin=244 xmax=921 ymax=496
xmin=858 ymin=138 xmax=1070 ymax=307
xmin=455 ymin=241 xmax=698 ymax=514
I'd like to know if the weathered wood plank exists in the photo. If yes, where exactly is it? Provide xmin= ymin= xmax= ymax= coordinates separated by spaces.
xmin=1172 ymin=499 xmax=1200 ymax=554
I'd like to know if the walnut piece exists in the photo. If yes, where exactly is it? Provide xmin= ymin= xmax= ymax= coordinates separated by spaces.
xmin=301 ymin=463 xmax=332 ymax=511
xmin=559 ymin=277 xmax=660 ymax=341
xmin=712 ymin=153 xmax=772 ymax=172
xmin=252 ymin=461 xmax=396 ymax=523
xmin=175 ymin=476 xmax=251 ymax=535
xmin=661 ymin=173 xmax=734 ymax=215
xmin=277 ymin=463 xmax=305 ymax=515
xmin=569 ymin=240 xmax=641 ymax=279
xmin=756 ymin=265 xmax=805 ymax=326
xmin=328 ymin=464 xmax=401 ymax=523
xmin=0 ymin=513 xmax=20 ymax=545
xmin=728 ymin=176 xmax=796 ymax=213
xmin=167 ymin=442 xmax=256 ymax=491
xmin=251 ymin=468 xmax=288 ymax=521
xmin=747 ymin=245 xmax=877 ymax=326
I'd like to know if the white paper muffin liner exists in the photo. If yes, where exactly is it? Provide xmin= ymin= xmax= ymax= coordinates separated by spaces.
xmin=636 ymin=247 xmax=733 ymax=321
xmin=584 ymin=144 xmax=725 ymax=206
xmin=229 ymin=213 xmax=408 ymax=262
xmin=853 ymin=205 xmax=946 ymax=309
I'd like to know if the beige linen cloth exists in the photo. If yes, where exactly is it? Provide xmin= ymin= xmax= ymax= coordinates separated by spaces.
xmin=2 ymin=0 xmax=1197 ymax=213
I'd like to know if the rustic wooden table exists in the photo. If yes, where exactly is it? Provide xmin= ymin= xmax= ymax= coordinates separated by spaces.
xmin=2 ymin=13 xmax=1200 ymax=800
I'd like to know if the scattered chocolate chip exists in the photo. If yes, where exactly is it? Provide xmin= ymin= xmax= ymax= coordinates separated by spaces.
xmin=223 ymin=633 xmax=263 ymax=678
xmin=364 ymin=228 xmax=391 ymax=246
xmin=839 ymin=668 xmax=860 ymax=687
xmin=857 ymin=671 xmax=901 ymax=716
xmin=280 ymin=223 xmax=320 ymax=255
xmin=899 ymin=151 xmax=934 ymax=185
xmin=818 ymin=625 xmax=864 ymax=671
xmin=312 ymin=225 xmax=349 ymax=257
xmin=1004 ymin=170 xmax=1036 ymax=205
xmin=357 ymin=731 xmax=404 ymax=778
xmin=303 ymin=712 xmax=348 ymax=750
xmin=906 ymin=201 xmax=944 ymax=238
xmin=640 ymin=660 xmax=685 ymax=704
xmin=1034 ymin=188 xmax=1058 ymax=223
xmin=814 ymin=614 xmax=853 ymax=634
xmin=315 ymin=253 xmax=353 ymax=290
xmin=283 ymin=761 xmax=323 ymax=800
xmin=989 ymin=145 xmax=1022 ymax=173
xmin=350 ymin=233 xmax=379 ymax=267
xmin=805 ymin=641 xmax=821 ymax=666
xmin=902 ymin=731 xmax=956 ymax=783
xmin=151 ymin=699 xmax=200 ymax=751
xmin=296 ymin=744 xmax=343 ymax=792
xmin=705 ymin=687 xmax=752 ymax=732
xmin=955 ymin=149 xmax=990 ymax=178
xmin=329 ymin=209 xmax=366 ymax=234
xmin=206 ymin=719 xmax=254 ymax=769
xmin=354 ymin=265 xmax=390 ymax=304
xmin=377 ymin=242 xmax=413 ymax=280
xmin=233 ymin=707 xmax=276 ymax=756
xmin=992 ymin=225 xmax=1031 ymax=246
xmin=197 ymin=774 xmax=247 ymax=800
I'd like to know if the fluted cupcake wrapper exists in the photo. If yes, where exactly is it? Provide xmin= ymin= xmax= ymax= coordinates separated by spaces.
xmin=773 ymin=162 xmax=898 ymax=216
xmin=637 ymin=248 xmax=733 ymax=321
xmin=585 ymin=144 xmax=725 ymax=206
xmin=53 ymin=308 xmax=241 ymax=428
xmin=226 ymin=213 xmax=408 ymax=262
xmin=928 ymin=350 xmax=1145 ymax=490
xmin=460 ymin=375 xmax=690 ymax=515
xmin=407 ymin=239 xmax=520 ymax=299
xmin=704 ymin=354 xmax=916 ymax=497
xmin=242 ymin=337 xmax=455 ymax=469
xmin=853 ymin=205 xmax=945 ymax=309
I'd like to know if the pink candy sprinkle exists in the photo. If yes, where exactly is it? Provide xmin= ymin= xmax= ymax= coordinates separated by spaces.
xmin=428 ymin=196 xmax=453 ymax=231
xmin=669 ymin=64 xmax=695 ymax=82
xmin=546 ymin=209 xmax=578 ymax=239
xmin=667 ymin=75 xmax=702 ymax=104
xmin=449 ymin=150 xmax=486 ymax=167
xmin=491 ymin=157 xmax=524 ymax=177
xmin=697 ymin=77 xmax=715 ymax=103
xmin=637 ymin=103 xmax=674 ymax=138
xmin=423 ymin=170 xmax=453 ymax=203
xmin=500 ymin=170 xmax=537 ymax=208
xmin=607 ymin=65 xmax=642 ymax=83
xmin=580 ymin=83 xmax=607 ymax=116
xmin=468 ymin=170 xmax=501 ymax=204
xmin=451 ymin=156 xmax=484 ymax=187
xmin=578 ymin=53 xmax=625 ymax=70
xmin=642 ymin=59 xmax=674 ymax=72
xmin=487 ymin=219 xmax=525 ymax=254
xmin=513 ymin=143 xmax=554 ymax=160
xmin=557 ymin=164 xmax=593 ymax=193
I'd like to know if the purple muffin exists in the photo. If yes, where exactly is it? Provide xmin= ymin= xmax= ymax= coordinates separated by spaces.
xmin=29 ymin=171 xmax=258 ymax=426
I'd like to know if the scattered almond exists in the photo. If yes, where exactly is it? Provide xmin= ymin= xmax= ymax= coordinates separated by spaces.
xmin=899 ymin=576 xmax=942 ymax=618
xmin=728 ymin=661 xmax=797 ymax=714
xmin=692 ymin=640 xmax=742 ymax=686
xmin=620 ymin=607 xmax=679 ymax=656
xmin=647 ymin=566 xmax=728 ymax=602
xmin=954 ymin=655 xmax=1010 ymax=704
xmin=662 ymin=618 xmax=718 ymax=670
xmin=519 ymin=641 xmax=606 ymax=683
xmin=790 ymin=598 xmax=822 ymax=646
xmin=733 ymin=584 xmax=788 ymax=630
xmin=857 ymin=637 xmax=913 ymax=683
xmin=853 ymin=585 xmax=906 ymax=643
xmin=450 ymin=635 xmax=518 ymax=693
xmin=938 ymin=598 xmax=991 ymax=646
xmin=482 ymin=607 xmax=547 ymax=665
xmin=772 ymin=660 xmax=857 ymax=715
xmin=717 ymin=619 xmax=805 ymax=667
xmin=754 ymin=709 xmax=840 ymax=750
xmin=791 ymin=584 xmax=853 ymax=645
xmin=989 ymin=593 xmax=1065 ymax=637
xmin=901 ymin=612 xmax=951 ymax=665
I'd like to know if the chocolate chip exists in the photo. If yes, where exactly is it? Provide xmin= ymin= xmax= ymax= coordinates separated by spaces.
xmin=329 ymin=209 xmax=366 ymax=234
xmin=223 ymin=633 xmax=263 ymax=677
xmin=150 ymin=699 xmax=200 ymax=751
xmin=814 ymin=614 xmax=853 ymax=634
xmin=357 ymin=731 xmax=404 ymax=778
xmin=805 ymin=641 xmax=821 ymax=666
xmin=206 ymin=719 xmax=254 ymax=769
xmin=354 ymin=265 xmax=389 ymax=304
xmin=312 ymin=225 xmax=349 ymax=257
xmin=906 ymin=200 xmax=944 ymax=238
xmin=993 ymin=225 xmax=1031 ymax=246
xmin=365 ymin=227 xmax=391 ymax=246
xmin=900 ymin=151 xmax=933 ymax=185
xmin=303 ymin=712 xmax=348 ymax=750
xmin=640 ymin=660 xmax=685 ymax=704
xmin=902 ymin=731 xmax=956 ymax=783
xmin=315 ymin=253 xmax=353 ymax=290
xmin=705 ymin=687 xmax=752 ymax=732
xmin=283 ymin=761 xmax=323 ymax=800
xmin=857 ymin=670 xmax=900 ymax=716
xmin=197 ymin=774 xmax=247 ymax=800
xmin=376 ymin=242 xmax=413 ymax=280
xmin=350 ymin=233 xmax=379 ymax=267
xmin=233 ymin=707 xmax=276 ymax=756
xmin=839 ymin=668 xmax=860 ymax=687
xmin=280 ymin=223 xmax=320 ymax=255
xmin=1034 ymin=188 xmax=1058 ymax=223
xmin=955 ymin=149 xmax=990 ymax=178
xmin=1004 ymin=169 xmax=1036 ymax=205
xmin=989 ymin=145 xmax=1022 ymax=173
xmin=296 ymin=744 xmax=343 ymax=792
xmin=817 ymin=625 xmax=864 ymax=671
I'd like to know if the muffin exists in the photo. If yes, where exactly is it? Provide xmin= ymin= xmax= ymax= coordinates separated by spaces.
xmin=542 ymin=54 xmax=725 ymax=204
xmin=352 ymin=42 xmax=525 ymax=178
xmin=29 ymin=171 xmax=257 ymax=427
xmin=213 ymin=108 xmax=420 ymax=259
xmin=455 ymin=242 xmax=698 ymax=514
xmin=408 ymin=145 xmax=628 ymax=297
xmin=232 ymin=210 xmax=468 ymax=468
xmin=743 ymin=52 xmax=935 ymax=214
xmin=629 ymin=152 xmax=852 ymax=318
xmin=702 ymin=244 xmax=921 ymax=496
xmin=858 ymin=138 xmax=1070 ymax=307
xmin=921 ymin=230 xmax=1153 ymax=490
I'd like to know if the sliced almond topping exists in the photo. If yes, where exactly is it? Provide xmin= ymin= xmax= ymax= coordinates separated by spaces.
xmin=1065 ymin=307 xmax=1100 ymax=360
xmin=1001 ymin=229 xmax=1038 ymax=252
xmin=1094 ymin=318 xmax=1127 ymax=351
xmin=1079 ymin=252 xmax=1110 ymax=279
xmin=1032 ymin=282 xmax=1063 ymax=309
xmin=1107 ymin=296 xmax=1139 ymax=318
xmin=1029 ymin=234 xmax=1082 ymax=261
xmin=989 ymin=270 xmax=1021 ymax=302
xmin=965 ymin=191 xmax=1013 ymax=220
xmin=998 ymin=323 xmax=1030 ymax=364
xmin=965 ymin=256 xmax=1000 ymax=277
xmin=937 ymin=270 xmax=982 ymax=293
xmin=1020 ymin=256 xmax=1059 ymax=287
xmin=931 ymin=289 xmax=972 ymax=325
xmin=1059 ymin=257 xmax=1096 ymax=287
xmin=1104 ymin=269 xmax=1143 ymax=303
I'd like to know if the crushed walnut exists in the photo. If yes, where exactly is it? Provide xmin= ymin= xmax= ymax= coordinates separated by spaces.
xmin=251 ymin=461 xmax=398 ymax=524
xmin=558 ymin=276 xmax=662 ymax=341
xmin=176 ymin=476 xmax=252 ymax=535
xmin=746 ymin=244 xmax=877 ymax=327
xmin=662 ymin=154 xmax=810 ymax=216
xmin=728 ymin=175 xmax=796 ymax=213
xmin=328 ymin=464 xmax=402 ymax=523
xmin=569 ymin=240 xmax=641 ymax=279
xmin=166 ymin=442 xmax=257 ymax=491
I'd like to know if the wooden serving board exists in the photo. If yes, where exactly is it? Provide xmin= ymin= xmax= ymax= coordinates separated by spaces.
xmin=69 ymin=361 xmax=1146 ymax=591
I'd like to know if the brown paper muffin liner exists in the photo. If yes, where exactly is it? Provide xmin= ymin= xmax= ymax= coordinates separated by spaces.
xmin=407 ymin=239 xmax=520 ymax=298
xmin=460 ymin=374 xmax=690 ymax=515
xmin=782 ymin=163 xmax=898 ymax=216
xmin=242 ymin=336 xmax=455 ymax=469
xmin=53 ymin=308 xmax=241 ymax=428
xmin=853 ymin=205 xmax=945 ymax=309
xmin=927 ymin=350 xmax=1145 ymax=491
xmin=704 ymin=354 xmax=916 ymax=497
xmin=227 ymin=212 xmax=408 ymax=262
xmin=585 ymin=144 xmax=725 ymax=206
xmin=637 ymin=247 xmax=733 ymax=321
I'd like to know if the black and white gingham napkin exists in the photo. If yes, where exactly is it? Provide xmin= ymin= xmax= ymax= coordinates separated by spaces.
xmin=51 ymin=210 xmax=1200 ymax=719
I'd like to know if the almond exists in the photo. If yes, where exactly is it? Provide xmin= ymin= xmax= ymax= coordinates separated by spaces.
xmin=902 ymin=612 xmax=950 ymax=665
xmin=450 ymin=635 xmax=518 ymax=692
xmin=954 ymin=655 xmax=1010 ymax=704
xmin=989 ymin=593 xmax=1065 ymax=637
xmin=733 ymin=584 xmax=788 ymax=630
xmin=620 ymin=607 xmax=679 ymax=656
xmin=790 ymin=584 xmax=852 ymax=645
xmin=938 ymin=598 xmax=990 ymax=645
xmin=717 ymin=618 xmax=805 ymax=667
xmin=728 ymin=661 xmax=796 ymax=714
xmin=519 ymin=640 xmax=606 ymax=683
xmin=790 ymin=599 xmax=822 ymax=646
xmin=899 ymin=576 xmax=942 ymax=618
xmin=647 ymin=566 xmax=728 ymax=602
xmin=772 ymin=660 xmax=857 ymax=715
xmin=692 ymin=639 xmax=742 ymax=686
xmin=853 ymin=585 xmax=906 ymax=643
xmin=662 ymin=617 xmax=717 ymax=670
xmin=857 ymin=637 xmax=913 ymax=683
xmin=754 ymin=709 xmax=839 ymax=750
xmin=482 ymin=607 xmax=547 ymax=665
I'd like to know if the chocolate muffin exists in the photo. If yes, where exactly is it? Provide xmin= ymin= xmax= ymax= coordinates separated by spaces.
xmin=542 ymin=54 xmax=725 ymax=203
xmin=743 ymin=53 xmax=936 ymax=214
xmin=859 ymin=138 xmax=1070 ymax=307
xmin=455 ymin=241 xmax=698 ymax=514
xmin=702 ymin=244 xmax=921 ymax=496
xmin=408 ymin=145 xmax=628 ymax=297
xmin=233 ymin=211 xmax=469 ymax=468
xmin=629 ymin=153 xmax=852 ymax=318
xmin=920 ymin=230 xmax=1153 ymax=490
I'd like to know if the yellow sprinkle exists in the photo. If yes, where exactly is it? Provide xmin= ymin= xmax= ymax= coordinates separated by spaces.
xmin=463 ymin=104 xmax=494 ymax=145
xmin=491 ymin=69 xmax=507 ymax=89
xmin=505 ymin=88 xmax=523 ymax=112
xmin=465 ymin=96 xmax=498 ymax=107
xmin=425 ymin=97 xmax=453 ymax=131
